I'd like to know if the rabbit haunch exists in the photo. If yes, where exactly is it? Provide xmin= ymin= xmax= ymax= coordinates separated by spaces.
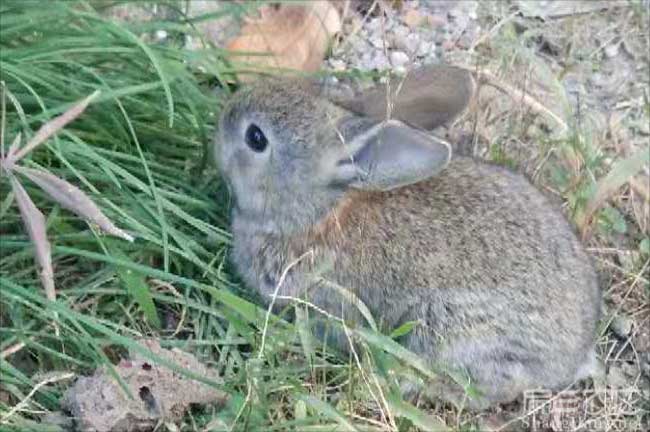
xmin=216 ymin=65 xmax=601 ymax=409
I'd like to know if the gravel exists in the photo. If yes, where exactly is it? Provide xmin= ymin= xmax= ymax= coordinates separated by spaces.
xmin=327 ymin=0 xmax=480 ymax=73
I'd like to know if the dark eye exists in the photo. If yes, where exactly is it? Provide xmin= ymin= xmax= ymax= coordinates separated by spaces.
xmin=245 ymin=124 xmax=268 ymax=152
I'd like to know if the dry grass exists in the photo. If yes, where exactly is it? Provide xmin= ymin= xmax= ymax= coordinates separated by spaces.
xmin=432 ymin=2 xmax=650 ymax=431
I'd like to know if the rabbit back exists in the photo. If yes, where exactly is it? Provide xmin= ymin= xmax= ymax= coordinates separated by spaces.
xmin=219 ymin=67 xmax=600 ymax=408
xmin=232 ymin=156 xmax=600 ymax=408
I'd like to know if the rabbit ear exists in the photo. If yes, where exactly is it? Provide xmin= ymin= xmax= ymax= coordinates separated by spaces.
xmin=331 ymin=65 xmax=475 ymax=130
xmin=332 ymin=118 xmax=451 ymax=191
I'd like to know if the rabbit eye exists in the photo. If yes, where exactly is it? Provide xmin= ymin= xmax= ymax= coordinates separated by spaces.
xmin=245 ymin=124 xmax=268 ymax=152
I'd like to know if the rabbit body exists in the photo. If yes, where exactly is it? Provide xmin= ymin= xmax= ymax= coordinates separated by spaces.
xmin=217 ymin=66 xmax=601 ymax=409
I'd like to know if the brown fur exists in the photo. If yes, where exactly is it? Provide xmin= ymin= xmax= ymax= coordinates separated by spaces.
xmin=215 ymin=65 xmax=601 ymax=410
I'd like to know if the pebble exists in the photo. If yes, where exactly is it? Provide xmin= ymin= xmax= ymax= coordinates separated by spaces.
xmin=416 ymin=40 xmax=434 ymax=57
xmin=397 ymin=33 xmax=421 ymax=53
xmin=155 ymin=30 xmax=168 ymax=41
xmin=329 ymin=58 xmax=347 ymax=71
xmin=367 ymin=17 xmax=383 ymax=31
xmin=604 ymin=43 xmax=620 ymax=58
xmin=369 ymin=35 xmax=385 ymax=49
xmin=370 ymin=52 xmax=390 ymax=70
xmin=390 ymin=50 xmax=410 ymax=67
xmin=610 ymin=315 xmax=633 ymax=339
xmin=606 ymin=363 xmax=631 ymax=388
xmin=325 ymin=0 xmax=479 ymax=72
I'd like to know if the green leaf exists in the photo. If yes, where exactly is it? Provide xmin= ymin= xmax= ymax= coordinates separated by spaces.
xmin=112 ymin=248 xmax=161 ymax=328
xmin=598 ymin=206 xmax=627 ymax=235
xmin=640 ymin=237 xmax=650 ymax=256
xmin=354 ymin=327 xmax=437 ymax=381
xmin=387 ymin=393 xmax=449 ymax=432
xmin=389 ymin=320 xmax=418 ymax=339
xmin=295 ymin=394 xmax=359 ymax=432
xmin=579 ymin=149 xmax=649 ymax=229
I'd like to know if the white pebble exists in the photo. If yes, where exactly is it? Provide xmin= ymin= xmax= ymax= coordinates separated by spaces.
xmin=155 ymin=29 xmax=168 ymax=41
xmin=416 ymin=41 xmax=433 ymax=57
xmin=369 ymin=35 xmax=384 ymax=49
xmin=604 ymin=43 xmax=619 ymax=58
xmin=610 ymin=315 xmax=633 ymax=338
xmin=329 ymin=59 xmax=347 ymax=71
xmin=390 ymin=50 xmax=410 ymax=67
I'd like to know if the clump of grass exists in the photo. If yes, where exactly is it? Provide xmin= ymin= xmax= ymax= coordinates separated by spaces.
xmin=0 ymin=2 xmax=458 ymax=431
xmin=0 ymin=1 xmax=237 ymax=429
xmin=463 ymin=2 xmax=649 ymax=430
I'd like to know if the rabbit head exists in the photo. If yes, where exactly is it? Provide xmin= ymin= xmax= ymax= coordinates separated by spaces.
xmin=216 ymin=66 xmax=473 ymax=236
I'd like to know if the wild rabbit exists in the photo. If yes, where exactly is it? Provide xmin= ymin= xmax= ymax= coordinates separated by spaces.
xmin=215 ymin=64 xmax=601 ymax=409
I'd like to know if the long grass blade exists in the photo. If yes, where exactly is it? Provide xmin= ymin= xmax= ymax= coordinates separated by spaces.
xmin=15 ymin=166 xmax=134 ymax=242
xmin=9 ymin=175 xmax=55 ymax=301
xmin=9 ymin=90 xmax=100 ymax=164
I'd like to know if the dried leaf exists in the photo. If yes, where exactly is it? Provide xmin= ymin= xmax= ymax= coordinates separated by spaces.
xmin=226 ymin=1 xmax=341 ymax=81
xmin=578 ymin=149 xmax=649 ymax=232
xmin=9 ymin=175 xmax=55 ymax=301
xmin=10 ymin=90 xmax=100 ymax=164
xmin=16 ymin=166 xmax=134 ymax=242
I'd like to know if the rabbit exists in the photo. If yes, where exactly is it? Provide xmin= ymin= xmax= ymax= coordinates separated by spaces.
xmin=215 ymin=64 xmax=602 ymax=410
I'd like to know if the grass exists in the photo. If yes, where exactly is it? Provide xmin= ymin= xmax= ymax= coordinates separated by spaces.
xmin=1 ymin=1 xmax=649 ymax=432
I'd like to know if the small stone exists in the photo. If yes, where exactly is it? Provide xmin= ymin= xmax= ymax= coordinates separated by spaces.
xmin=369 ymin=35 xmax=385 ymax=49
xmin=390 ymin=50 xmax=410 ymax=67
xmin=604 ymin=43 xmax=620 ymax=58
xmin=394 ymin=33 xmax=420 ymax=53
xmin=393 ymin=24 xmax=410 ymax=39
xmin=416 ymin=40 xmax=433 ymax=57
xmin=360 ymin=51 xmax=373 ymax=66
xmin=329 ymin=58 xmax=347 ymax=71
xmin=370 ymin=53 xmax=390 ymax=70
xmin=155 ymin=29 xmax=168 ymax=41
xmin=610 ymin=315 xmax=633 ymax=339
xmin=441 ymin=39 xmax=455 ymax=51
xmin=448 ymin=7 xmax=461 ymax=19
xmin=367 ymin=17 xmax=383 ymax=31
xmin=606 ymin=364 xmax=630 ymax=389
